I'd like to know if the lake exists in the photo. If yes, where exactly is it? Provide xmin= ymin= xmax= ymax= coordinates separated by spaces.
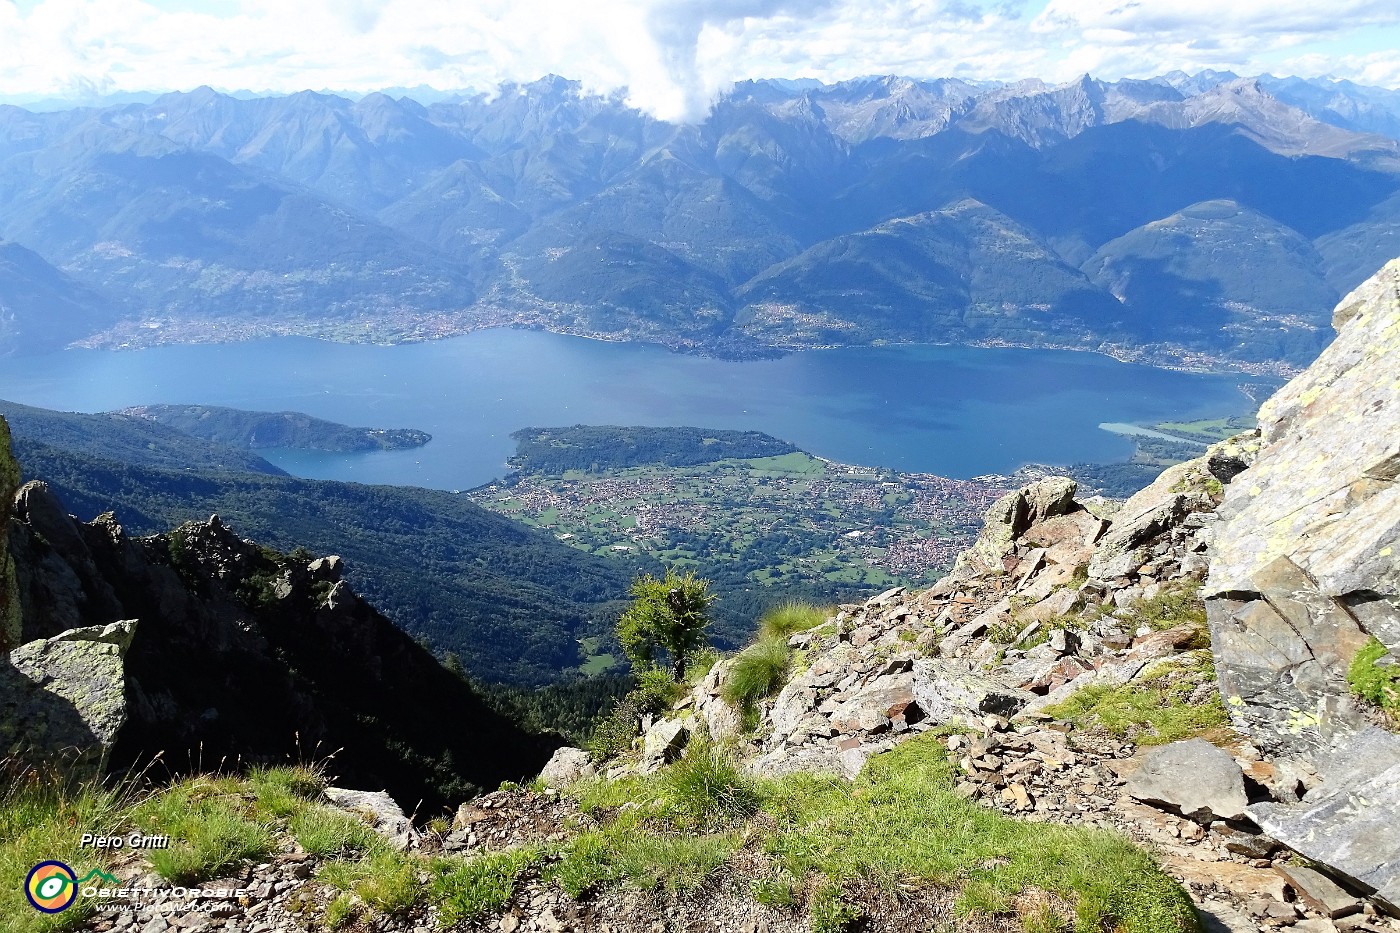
xmin=0 ymin=330 xmax=1263 ymax=490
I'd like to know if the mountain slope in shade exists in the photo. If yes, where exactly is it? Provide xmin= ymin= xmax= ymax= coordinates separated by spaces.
xmin=0 ymin=240 xmax=118 ymax=354
xmin=736 ymin=199 xmax=1124 ymax=346
xmin=1314 ymin=190 xmax=1400 ymax=295
xmin=1082 ymin=200 xmax=1335 ymax=363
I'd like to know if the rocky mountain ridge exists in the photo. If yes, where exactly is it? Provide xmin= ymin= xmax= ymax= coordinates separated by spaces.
xmin=1 ymin=443 xmax=562 ymax=808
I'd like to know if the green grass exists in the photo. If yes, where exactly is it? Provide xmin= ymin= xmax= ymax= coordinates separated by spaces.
xmin=0 ymin=766 xmax=130 ymax=932
xmin=660 ymin=743 xmax=761 ymax=830
xmin=758 ymin=733 xmax=1198 ymax=932
xmin=1042 ymin=651 xmax=1230 ymax=745
xmin=433 ymin=847 xmax=541 ymax=926
xmin=1348 ymin=637 xmax=1400 ymax=723
xmin=290 ymin=806 xmax=380 ymax=857
xmin=319 ymin=847 xmax=419 ymax=917
xmin=131 ymin=776 xmax=277 ymax=884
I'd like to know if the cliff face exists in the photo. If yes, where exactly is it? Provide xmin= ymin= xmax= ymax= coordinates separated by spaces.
xmin=0 ymin=417 xmax=20 ymax=650
xmin=1205 ymin=258 xmax=1400 ymax=758
xmin=4 ymin=474 xmax=561 ymax=810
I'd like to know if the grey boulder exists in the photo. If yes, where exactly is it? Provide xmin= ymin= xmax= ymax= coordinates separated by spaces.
xmin=1126 ymin=738 xmax=1249 ymax=823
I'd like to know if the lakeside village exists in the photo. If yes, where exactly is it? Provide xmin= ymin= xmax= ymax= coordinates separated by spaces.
xmin=470 ymin=457 xmax=1011 ymax=584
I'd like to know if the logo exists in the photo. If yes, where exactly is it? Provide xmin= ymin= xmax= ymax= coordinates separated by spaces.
xmin=25 ymin=861 xmax=78 ymax=913
xmin=24 ymin=862 xmax=117 ymax=913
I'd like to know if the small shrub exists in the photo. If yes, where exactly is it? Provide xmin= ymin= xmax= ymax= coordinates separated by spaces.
xmin=634 ymin=668 xmax=683 ymax=716
xmin=722 ymin=639 xmax=791 ymax=713
xmin=587 ymin=697 xmax=642 ymax=761
xmin=1348 ymin=637 xmax=1400 ymax=722
xmin=759 ymin=602 xmax=829 ymax=641
xmin=661 ymin=743 xmax=761 ymax=829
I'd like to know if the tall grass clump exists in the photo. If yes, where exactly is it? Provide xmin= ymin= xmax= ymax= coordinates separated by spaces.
xmin=721 ymin=638 xmax=791 ymax=715
xmin=0 ymin=763 xmax=131 ymax=932
xmin=660 ymin=741 xmax=761 ymax=829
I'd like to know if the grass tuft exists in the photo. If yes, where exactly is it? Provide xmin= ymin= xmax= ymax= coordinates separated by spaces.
xmin=433 ymin=847 xmax=540 ymax=926
xmin=660 ymin=742 xmax=761 ymax=829
xmin=759 ymin=602 xmax=829 ymax=641
xmin=722 ymin=639 xmax=791 ymax=714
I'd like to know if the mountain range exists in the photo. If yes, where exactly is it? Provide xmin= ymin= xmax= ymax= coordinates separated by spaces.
xmin=3 ymin=72 xmax=1400 ymax=367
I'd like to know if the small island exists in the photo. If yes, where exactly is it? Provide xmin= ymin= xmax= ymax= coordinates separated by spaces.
xmin=116 ymin=404 xmax=431 ymax=453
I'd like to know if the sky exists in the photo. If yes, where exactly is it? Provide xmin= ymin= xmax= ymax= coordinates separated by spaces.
xmin=2 ymin=0 xmax=1400 ymax=121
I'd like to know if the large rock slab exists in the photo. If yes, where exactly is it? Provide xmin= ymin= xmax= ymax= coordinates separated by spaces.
xmin=1125 ymin=738 xmax=1249 ymax=823
xmin=910 ymin=658 xmax=1033 ymax=726
xmin=538 ymin=746 xmax=596 ymax=787
xmin=1205 ymin=259 xmax=1400 ymax=759
xmin=1248 ymin=727 xmax=1400 ymax=912
xmin=0 ymin=620 xmax=137 ymax=779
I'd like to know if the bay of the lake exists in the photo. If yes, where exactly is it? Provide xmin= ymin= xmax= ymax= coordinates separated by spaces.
xmin=0 ymin=330 xmax=1264 ymax=490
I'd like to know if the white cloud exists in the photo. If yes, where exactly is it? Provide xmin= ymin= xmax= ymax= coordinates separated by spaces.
xmin=0 ymin=0 xmax=1397 ymax=119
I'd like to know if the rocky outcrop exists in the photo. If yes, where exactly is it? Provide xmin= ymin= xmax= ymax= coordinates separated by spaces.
xmin=0 ymin=619 xmax=136 ymax=779
xmin=1206 ymin=258 xmax=1400 ymax=761
xmin=3 ymin=478 xmax=561 ymax=809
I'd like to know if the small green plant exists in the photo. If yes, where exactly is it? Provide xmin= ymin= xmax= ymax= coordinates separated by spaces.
xmin=721 ymin=639 xmax=791 ymax=714
xmin=319 ymin=848 xmax=419 ymax=917
xmin=633 ymin=667 xmax=684 ymax=715
xmin=1118 ymin=582 xmax=1208 ymax=639
xmin=323 ymin=892 xmax=358 ymax=929
xmin=751 ymin=874 xmax=799 ymax=907
xmin=809 ymin=882 xmax=863 ymax=933
xmin=759 ymin=602 xmax=829 ymax=641
xmin=290 ymin=807 xmax=379 ymax=857
xmin=134 ymin=778 xmax=276 ymax=884
xmin=661 ymin=743 xmax=761 ymax=829
xmin=1348 ymin=638 xmax=1400 ymax=722
xmin=587 ymin=696 xmax=643 ymax=761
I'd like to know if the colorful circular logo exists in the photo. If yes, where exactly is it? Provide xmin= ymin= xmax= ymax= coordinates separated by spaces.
xmin=25 ymin=861 xmax=78 ymax=913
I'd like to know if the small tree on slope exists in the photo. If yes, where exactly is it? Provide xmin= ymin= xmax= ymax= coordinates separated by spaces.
xmin=617 ymin=568 xmax=714 ymax=682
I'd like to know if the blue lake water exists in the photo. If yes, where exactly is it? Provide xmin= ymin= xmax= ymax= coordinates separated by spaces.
xmin=0 ymin=330 xmax=1264 ymax=490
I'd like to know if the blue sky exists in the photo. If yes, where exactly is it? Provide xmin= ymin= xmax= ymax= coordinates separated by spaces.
xmin=2 ymin=0 xmax=1399 ymax=120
